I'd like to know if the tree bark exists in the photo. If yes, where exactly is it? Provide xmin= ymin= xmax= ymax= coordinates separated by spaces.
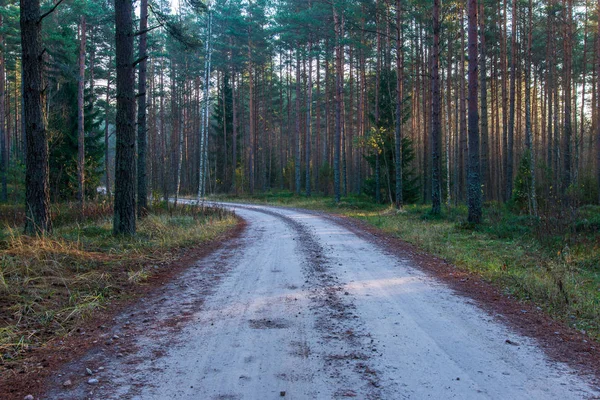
xmin=597 ymin=0 xmax=600 ymax=204
xmin=306 ymin=40 xmax=313 ymax=197
xmin=0 ymin=9 xmax=7 ymax=203
xmin=295 ymin=50 xmax=301 ymax=195
xmin=21 ymin=0 xmax=51 ymax=234
xmin=394 ymin=0 xmax=403 ymax=208
xmin=113 ymin=0 xmax=136 ymax=235
xmin=478 ymin=0 xmax=488 ymax=201
xmin=105 ymin=54 xmax=112 ymax=199
xmin=77 ymin=16 xmax=86 ymax=210
xmin=137 ymin=0 xmax=148 ymax=216
xmin=333 ymin=6 xmax=342 ymax=203
xmin=525 ymin=0 xmax=537 ymax=215
xmin=459 ymin=10 xmax=467 ymax=202
xmin=431 ymin=0 xmax=441 ymax=215
xmin=506 ymin=0 xmax=517 ymax=201
xmin=562 ymin=0 xmax=573 ymax=194
xmin=467 ymin=0 xmax=481 ymax=223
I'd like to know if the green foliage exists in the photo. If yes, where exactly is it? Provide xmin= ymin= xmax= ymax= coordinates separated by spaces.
xmin=362 ymin=133 xmax=420 ymax=204
xmin=46 ymin=22 xmax=104 ymax=201
xmin=212 ymin=71 xmax=234 ymax=192
xmin=318 ymin=163 xmax=333 ymax=195
xmin=510 ymin=150 xmax=534 ymax=214
xmin=358 ymin=69 xmax=419 ymax=204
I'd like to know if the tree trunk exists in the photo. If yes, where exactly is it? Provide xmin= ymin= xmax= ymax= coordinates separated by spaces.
xmin=431 ymin=0 xmax=441 ymax=215
xmin=506 ymin=0 xmax=517 ymax=201
xmin=105 ymin=54 xmax=112 ymax=199
xmin=467 ymin=0 xmax=481 ymax=223
xmin=0 ymin=10 xmax=7 ymax=203
xmin=199 ymin=10 xmax=213 ymax=199
xmin=333 ymin=6 xmax=342 ymax=203
xmin=247 ymin=33 xmax=255 ymax=195
xmin=306 ymin=40 xmax=312 ymax=197
xmin=394 ymin=0 xmax=403 ymax=208
xmin=113 ymin=0 xmax=136 ymax=235
xmin=77 ymin=16 xmax=86 ymax=210
xmin=525 ymin=0 xmax=537 ymax=215
xmin=232 ymin=70 xmax=238 ymax=194
xmin=137 ymin=0 xmax=148 ymax=216
xmin=459 ymin=11 xmax=467 ymax=202
xmin=597 ymin=0 xmax=600 ymax=204
xmin=21 ymin=0 xmax=51 ymax=234
xmin=478 ymin=0 xmax=488 ymax=202
xmin=562 ymin=0 xmax=573 ymax=194
xmin=295 ymin=50 xmax=301 ymax=195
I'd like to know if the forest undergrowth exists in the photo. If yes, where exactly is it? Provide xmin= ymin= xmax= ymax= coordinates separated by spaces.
xmin=216 ymin=192 xmax=600 ymax=340
xmin=0 ymin=201 xmax=237 ymax=363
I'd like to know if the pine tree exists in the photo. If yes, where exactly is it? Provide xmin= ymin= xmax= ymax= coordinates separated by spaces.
xmin=113 ymin=0 xmax=136 ymax=235
xmin=21 ymin=0 xmax=51 ymax=234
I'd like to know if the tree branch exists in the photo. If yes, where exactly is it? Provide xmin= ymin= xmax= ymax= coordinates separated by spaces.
xmin=39 ymin=0 xmax=65 ymax=23
xmin=135 ymin=25 xmax=162 ymax=37
xmin=133 ymin=55 xmax=148 ymax=68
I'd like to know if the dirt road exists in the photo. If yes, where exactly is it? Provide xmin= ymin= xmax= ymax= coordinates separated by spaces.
xmin=46 ymin=203 xmax=599 ymax=399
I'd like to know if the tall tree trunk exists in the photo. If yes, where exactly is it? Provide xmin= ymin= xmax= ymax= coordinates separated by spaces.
xmin=199 ymin=10 xmax=213 ymax=199
xmin=295 ymin=50 xmax=301 ymax=195
xmin=247 ymin=34 xmax=255 ymax=195
xmin=175 ymin=88 xmax=183 ymax=204
xmin=578 ymin=2 xmax=589 ymax=183
xmin=0 ymin=9 xmax=7 ymax=203
xmin=562 ymin=0 xmax=573 ymax=194
xmin=315 ymin=50 xmax=321 ymax=193
xmin=394 ymin=0 xmax=403 ymax=208
xmin=232 ymin=70 xmax=238 ymax=194
xmin=501 ymin=0 xmax=509 ymax=200
xmin=459 ymin=10 xmax=467 ymax=202
xmin=333 ymin=6 xmax=342 ymax=203
xmin=431 ymin=0 xmax=441 ymax=215
xmin=77 ymin=16 xmax=86 ymax=210
xmin=597 ymin=0 xmax=600 ymax=204
xmin=306 ymin=40 xmax=313 ymax=197
xmin=446 ymin=28 xmax=453 ymax=205
xmin=506 ymin=0 xmax=517 ymax=201
xmin=171 ymin=63 xmax=179 ymax=204
xmin=105 ymin=54 xmax=112 ymax=199
xmin=137 ymin=0 xmax=148 ymax=216
xmin=546 ymin=3 xmax=554 ymax=177
xmin=21 ymin=0 xmax=51 ymax=234
xmin=113 ymin=0 xmax=136 ymax=235
xmin=160 ymin=57 xmax=168 ymax=203
xmin=375 ymin=1 xmax=382 ymax=203
xmin=467 ymin=0 xmax=481 ymax=223
xmin=525 ymin=0 xmax=537 ymax=215
xmin=478 ymin=0 xmax=488 ymax=201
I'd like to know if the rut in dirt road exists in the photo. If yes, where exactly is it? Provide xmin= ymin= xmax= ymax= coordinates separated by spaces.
xmin=46 ymin=203 xmax=599 ymax=400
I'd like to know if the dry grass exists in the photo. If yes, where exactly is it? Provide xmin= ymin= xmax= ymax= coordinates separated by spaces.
xmin=0 ymin=203 xmax=236 ymax=361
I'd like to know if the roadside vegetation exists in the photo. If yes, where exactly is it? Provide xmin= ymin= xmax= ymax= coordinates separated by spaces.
xmin=0 ymin=201 xmax=236 ymax=362
xmin=216 ymin=192 xmax=600 ymax=340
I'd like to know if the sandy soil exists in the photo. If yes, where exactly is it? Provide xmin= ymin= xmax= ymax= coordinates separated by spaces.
xmin=42 ymin=203 xmax=600 ymax=400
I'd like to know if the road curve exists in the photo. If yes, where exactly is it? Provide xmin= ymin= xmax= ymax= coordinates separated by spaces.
xmin=48 ymin=203 xmax=599 ymax=399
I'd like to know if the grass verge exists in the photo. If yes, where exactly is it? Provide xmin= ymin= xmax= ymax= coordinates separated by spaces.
xmin=0 ymin=202 xmax=237 ymax=361
xmin=213 ymin=191 xmax=600 ymax=340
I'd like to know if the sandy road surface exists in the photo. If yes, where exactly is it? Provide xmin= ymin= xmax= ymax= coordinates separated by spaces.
xmin=47 ymin=203 xmax=599 ymax=400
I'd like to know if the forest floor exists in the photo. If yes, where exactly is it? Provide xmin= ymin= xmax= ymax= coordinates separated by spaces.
xmin=0 ymin=202 xmax=238 ymax=399
xmin=17 ymin=201 xmax=600 ymax=399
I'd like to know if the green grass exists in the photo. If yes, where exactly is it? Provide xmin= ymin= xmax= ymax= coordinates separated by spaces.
xmin=0 ymin=202 xmax=237 ymax=360
xmin=214 ymin=191 xmax=600 ymax=339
